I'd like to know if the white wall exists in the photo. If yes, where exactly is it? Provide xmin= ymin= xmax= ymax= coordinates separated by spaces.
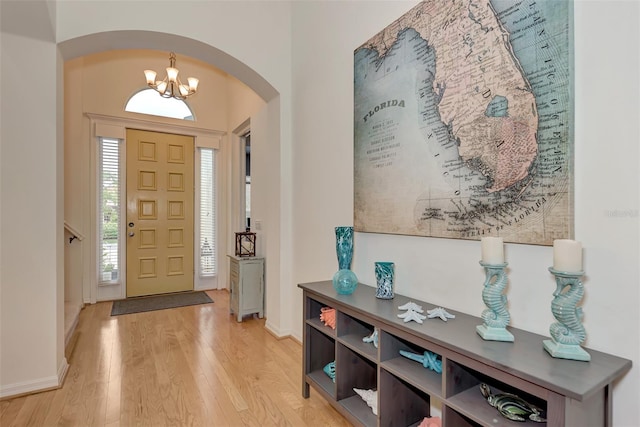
xmin=291 ymin=0 xmax=639 ymax=424
xmin=0 ymin=1 xmax=67 ymax=397
xmin=228 ymin=76 xmax=266 ymax=132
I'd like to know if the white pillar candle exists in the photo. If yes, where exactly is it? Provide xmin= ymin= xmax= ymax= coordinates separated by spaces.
xmin=481 ymin=237 xmax=504 ymax=264
xmin=553 ymin=239 xmax=583 ymax=272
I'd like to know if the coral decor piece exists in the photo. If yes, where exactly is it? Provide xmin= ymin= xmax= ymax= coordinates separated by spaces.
xmin=353 ymin=388 xmax=378 ymax=415
xmin=417 ymin=416 xmax=442 ymax=427
xmin=320 ymin=307 xmax=336 ymax=329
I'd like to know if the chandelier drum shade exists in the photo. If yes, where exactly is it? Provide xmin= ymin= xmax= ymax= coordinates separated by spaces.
xmin=144 ymin=52 xmax=199 ymax=100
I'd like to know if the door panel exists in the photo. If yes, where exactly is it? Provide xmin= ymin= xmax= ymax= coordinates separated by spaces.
xmin=126 ymin=129 xmax=194 ymax=297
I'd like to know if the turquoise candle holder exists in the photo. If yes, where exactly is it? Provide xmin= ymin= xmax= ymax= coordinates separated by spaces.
xmin=476 ymin=261 xmax=514 ymax=342
xmin=543 ymin=268 xmax=590 ymax=362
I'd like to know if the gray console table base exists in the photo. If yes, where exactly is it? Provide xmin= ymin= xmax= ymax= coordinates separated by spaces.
xmin=299 ymin=281 xmax=631 ymax=427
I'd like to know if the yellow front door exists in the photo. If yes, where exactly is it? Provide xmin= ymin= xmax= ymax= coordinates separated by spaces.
xmin=126 ymin=129 xmax=194 ymax=297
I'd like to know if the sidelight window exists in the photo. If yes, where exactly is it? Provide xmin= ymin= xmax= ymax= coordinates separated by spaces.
xmin=99 ymin=137 xmax=122 ymax=284
xmin=199 ymin=148 xmax=216 ymax=276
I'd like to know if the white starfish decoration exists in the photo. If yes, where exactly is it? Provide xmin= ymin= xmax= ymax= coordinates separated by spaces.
xmin=427 ymin=307 xmax=456 ymax=322
xmin=398 ymin=309 xmax=427 ymax=324
xmin=398 ymin=301 xmax=424 ymax=313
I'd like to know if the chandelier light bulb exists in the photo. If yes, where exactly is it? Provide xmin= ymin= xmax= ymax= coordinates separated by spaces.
xmin=156 ymin=81 xmax=168 ymax=94
xmin=144 ymin=69 xmax=157 ymax=85
xmin=187 ymin=77 xmax=199 ymax=91
xmin=166 ymin=67 xmax=179 ymax=83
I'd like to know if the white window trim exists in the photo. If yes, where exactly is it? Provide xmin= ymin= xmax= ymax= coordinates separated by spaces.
xmin=97 ymin=136 xmax=124 ymax=287
xmin=87 ymin=113 xmax=224 ymax=303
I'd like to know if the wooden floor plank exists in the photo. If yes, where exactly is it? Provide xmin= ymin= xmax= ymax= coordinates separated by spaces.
xmin=1 ymin=289 xmax=348 ymax=426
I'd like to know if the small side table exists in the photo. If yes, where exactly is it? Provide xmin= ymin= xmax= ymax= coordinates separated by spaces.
xmin=228 ymin=255 xmax=264 ymax=322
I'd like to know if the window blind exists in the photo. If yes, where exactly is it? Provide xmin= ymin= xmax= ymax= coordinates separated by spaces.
xmin=99 ymin=138 xmax=121 ymax=283
xmin=200 ymin=148 xmax=216 ymax=276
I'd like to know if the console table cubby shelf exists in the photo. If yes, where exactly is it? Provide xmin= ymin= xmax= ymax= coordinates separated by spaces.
xmin=299 ymin=281 xmax=631 ymax=427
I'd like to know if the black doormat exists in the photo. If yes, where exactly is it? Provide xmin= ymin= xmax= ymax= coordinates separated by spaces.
xmin=111 ymin=291 xmax=213 ymax=316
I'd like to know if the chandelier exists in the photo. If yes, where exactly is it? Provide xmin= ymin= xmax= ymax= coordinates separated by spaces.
xmin=144 ymin=52 xmax=199 ymax=100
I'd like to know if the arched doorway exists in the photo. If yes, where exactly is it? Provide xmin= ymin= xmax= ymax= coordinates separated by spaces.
xmin=58 ymin=31 xmax=281 ymax=325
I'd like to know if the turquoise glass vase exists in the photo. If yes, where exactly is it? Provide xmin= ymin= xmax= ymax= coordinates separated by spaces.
xmin=333 ymin=269 xmax=358 ymax=295
xmin=332 ymin=226 xmax=358 ymax=295
xmin=375 ymin=261 xmax=395 ymax=299
xmin=335 ymin=226 xmax=354 ymax=270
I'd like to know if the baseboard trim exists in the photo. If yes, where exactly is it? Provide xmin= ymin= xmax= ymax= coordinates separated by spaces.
xmin=290 ymin=331 xmax=302 ymax=345
xmin=264 ymin=321 xmax=292 ymax=340
xmin=65 ymin=305 xmax=82 ymax=349
xmin=0 ymin=358 xmax=68 ymax=400
xmin=288 ymin=334 xmax=302 ymax=345
xmin=58 ymin=357 xmax=69 ymax=388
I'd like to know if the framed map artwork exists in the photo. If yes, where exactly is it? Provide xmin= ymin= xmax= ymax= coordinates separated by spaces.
xmin=354 ymin=0 xmax=574 ymax=245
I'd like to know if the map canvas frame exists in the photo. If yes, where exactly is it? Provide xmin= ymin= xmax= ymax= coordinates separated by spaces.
xmin=354 ymin=0 xmax=574 ymax=245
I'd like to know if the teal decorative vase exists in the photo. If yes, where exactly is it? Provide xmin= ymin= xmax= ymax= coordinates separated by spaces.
xmin=333 ymin=269 xmax=358 ymax=295
xmin=375 ymin=262 xmax=395 ymax=299
xmin=332 ymin=226 xmax=358 ymax=295
xmin=335 ymin=226 xmax=354 ymax=269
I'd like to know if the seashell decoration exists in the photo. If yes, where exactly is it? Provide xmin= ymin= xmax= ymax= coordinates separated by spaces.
xmin=320 ymin=307 xmax=336 ymax=329
xmin=417 ymin=416 xmax=442 ymax=427
xmin=353 ymin=388 xmax=378 ymax=415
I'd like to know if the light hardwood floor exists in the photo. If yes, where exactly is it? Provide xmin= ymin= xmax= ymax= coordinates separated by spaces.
xmin=0 ymin=290 xmax=350 ymax=427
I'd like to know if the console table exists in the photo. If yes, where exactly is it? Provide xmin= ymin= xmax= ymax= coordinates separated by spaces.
xmin=299 ymin=280 xmax=631 ymax=427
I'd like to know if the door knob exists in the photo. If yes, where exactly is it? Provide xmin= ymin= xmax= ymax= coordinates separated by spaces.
xmin=128 ymin=231 xmax=135 ymax=237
